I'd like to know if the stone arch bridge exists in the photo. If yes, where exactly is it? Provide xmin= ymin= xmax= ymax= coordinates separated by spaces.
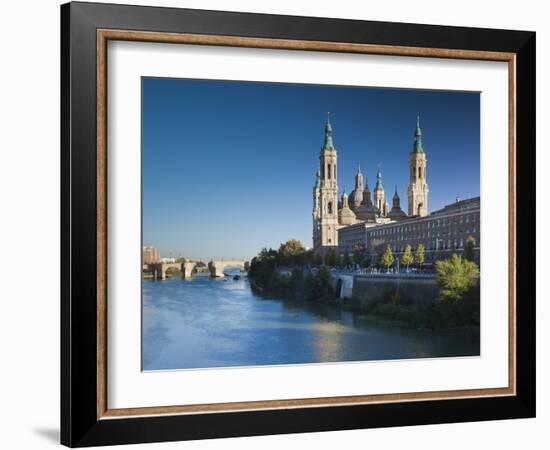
xmin=145 ymin=259 xmax=247 ymax=280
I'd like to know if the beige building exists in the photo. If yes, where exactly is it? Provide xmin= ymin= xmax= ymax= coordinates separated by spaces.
xmin=366 ymin=197 xmax=480 ymax=265
xmin=312 ymin=113 xmax=340 ymax=254
xmin=314 ymin=114 xmax=479 ymax=265
xmin=143 ymin=246 xmax=160 ymax=264
xmin=407 ymin=115 xmax=429 ymax=217
xmin=313 ymin=114 xmax=421 ymax=256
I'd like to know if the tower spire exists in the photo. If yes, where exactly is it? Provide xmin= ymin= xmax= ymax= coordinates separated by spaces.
xmin=375 ymin=163 xmax=383 ymax=190
xmin=412 ymin=113 xmax=424 ymax=153
xmin=322 ymin=112 xmax=334 ymax=150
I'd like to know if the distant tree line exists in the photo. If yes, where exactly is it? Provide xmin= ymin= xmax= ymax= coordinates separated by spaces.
xmin=248 ymin=236 xmax=480 ymax=331
xmin=248 ymin=240 xmax=337 ymax=303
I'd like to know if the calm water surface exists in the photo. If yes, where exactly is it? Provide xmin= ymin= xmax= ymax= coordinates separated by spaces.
xmin=142 ymin=271 xmax=479 ymax=370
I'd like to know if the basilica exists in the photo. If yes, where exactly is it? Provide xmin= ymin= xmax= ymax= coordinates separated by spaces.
xmin=312 ymin=113 xmax=430 ymax=255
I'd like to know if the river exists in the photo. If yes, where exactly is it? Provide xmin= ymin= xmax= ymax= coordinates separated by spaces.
xmin=142 ymin=270 xmax=479 ymax=371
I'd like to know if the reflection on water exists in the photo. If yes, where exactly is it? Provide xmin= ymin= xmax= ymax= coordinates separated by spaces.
xmin=142 ymin=271 xmax=479 ymax=370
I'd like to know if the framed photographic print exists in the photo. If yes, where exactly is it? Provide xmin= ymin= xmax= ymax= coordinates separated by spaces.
xmin=61 ymin=1 xmax=536 ymax=447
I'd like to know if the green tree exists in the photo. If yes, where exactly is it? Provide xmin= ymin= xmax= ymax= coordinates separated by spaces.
xmin=464 ymin=236 xmax=475 ymax=262
xmin=324 ymin=248 xmax=336 ymax=267
xmin=450 ymin=240 xmax=457 ymax=256
xmin=278 ymin=239 xmax=306 ymax=266
xmin=362 ymin=254 xmax=371 ymax=269
xmin=313 ymin=253 xmax=322 ymax=267
xmin=414 ymin=243 xmax=425 ymax=270
xmin=380 ymin=245 xmax=394 ymax=272
xmin=400 ymin=244 xmax=414 ymax=272
xmin=342 ymin=251 xmax=351 ymax=267
xmin=435 ymin=254 xmax=480 ymax=302
xmin=334 ymin=251 xmax=343 ymax=268
xmin=176 ymin=257 xmax=187 ymax=263
xmin=353 ymin=245 xmax=366 ymax=265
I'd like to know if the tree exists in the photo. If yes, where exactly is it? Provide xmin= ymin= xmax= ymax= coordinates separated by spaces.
xmin=334 ymin=251 xmax=343 ymax=268
xmin=324 ymin=248 xmax=337 ymax=267
xmin=435 ymin=254 xmax=480 ymax=302
xmin=313 ymin=253 xmax=322 ymax=267
xmin=400 ymin=244 xmax=414 ymax=272
xmin=278 ymin=239 xmax=305 ymax=266
xmin=353 ymin=245 xmax=366 ymax=265
xmin=362 ymin=254 xmax=371 ymax=269
xmin=342 ymin=251 xmax=351 ymax=267
xmin=380 ymin=245 xmax=394 ymax=272
xmin=464 ymin=236 xmax=475 ymax=262
xmin=415 ymin=243 xmax=425 ymax=270
xmin=450 ymin=240 xmax=457 ymax=256
xmin=176 ymin=257 xmax=187 ymax=263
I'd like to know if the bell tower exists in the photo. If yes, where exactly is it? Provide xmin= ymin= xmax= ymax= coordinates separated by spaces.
xmin=312 ymin=169 xmax=321 ymax=248
xmin=313 ymin=113 xmax=339 ymax=254
xmin=373 ymin=164 xmax=386 ymax=216
xmin=407 ymin=114 xmax=429 ymax=217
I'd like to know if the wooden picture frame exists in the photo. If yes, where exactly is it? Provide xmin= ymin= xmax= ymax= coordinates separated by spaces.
xmin=61 ymin=1 xmax=535 ymax=447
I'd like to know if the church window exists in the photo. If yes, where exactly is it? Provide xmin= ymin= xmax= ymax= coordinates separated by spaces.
xmin=328 ymin=202 xmax=333 ymax=214
xmin=418 ymin=167 xmax=421 ymax=179
xmin=327 ymin=164 xmax=331 ymax=179
xmin=333 ymin=164 xmax=336 ymax=179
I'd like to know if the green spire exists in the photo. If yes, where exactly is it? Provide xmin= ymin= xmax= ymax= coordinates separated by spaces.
xmin=375 ymin=164 xmax=383 ymax=191
xmin=314 ymin=169 xmax=320 ymax=188
xmin=322 ymin=112 xmax=334 ymax=150
xmin=412 ymin=113 xmax=424 ymax=153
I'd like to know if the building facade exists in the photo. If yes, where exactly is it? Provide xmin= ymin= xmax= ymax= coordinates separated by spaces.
xmin=312 ymin=113 xmax=340 ymax=254
xmin=313 ymin=114 xmax=427 ymax=256
xmin=312 ymin=113 xmax=479 ymax=265
xmin=407 ymin=115 xmax=429 ymax=217
xmin=143 ymin=246 xmax=160 ymax=264
xmin=366 ymin=197 xmax=480 ymax=265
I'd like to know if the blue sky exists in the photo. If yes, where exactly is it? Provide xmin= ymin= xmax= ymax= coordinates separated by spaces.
xmin=142 ymin=78 xmax=479 ymax=260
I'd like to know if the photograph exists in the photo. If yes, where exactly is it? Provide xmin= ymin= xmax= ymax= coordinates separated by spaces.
xmin=141 ymin=78 xmax=481 ymax=371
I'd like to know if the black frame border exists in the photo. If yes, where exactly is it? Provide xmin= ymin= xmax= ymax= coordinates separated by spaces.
xmin=61 ymin=2 xmax=535 ymax=447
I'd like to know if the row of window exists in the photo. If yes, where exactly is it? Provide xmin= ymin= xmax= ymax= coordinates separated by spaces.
xmin=368 ymin=213 xmax=480 ymax=237
xmin=379 ymin=226 xmax=478 ymax=241
xmin=383 ymin=237 xmax=477 ymax=254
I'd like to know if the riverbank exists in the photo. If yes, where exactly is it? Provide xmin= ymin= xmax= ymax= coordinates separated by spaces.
xmin=249 ymin=266 xmax=479 ymax=333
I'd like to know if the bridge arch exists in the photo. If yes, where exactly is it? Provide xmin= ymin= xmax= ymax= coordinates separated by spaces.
xmin=208 ymin=260 xmax=246 ymax=278
xmin=146 ymin=262 xmax=184 ymax=280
